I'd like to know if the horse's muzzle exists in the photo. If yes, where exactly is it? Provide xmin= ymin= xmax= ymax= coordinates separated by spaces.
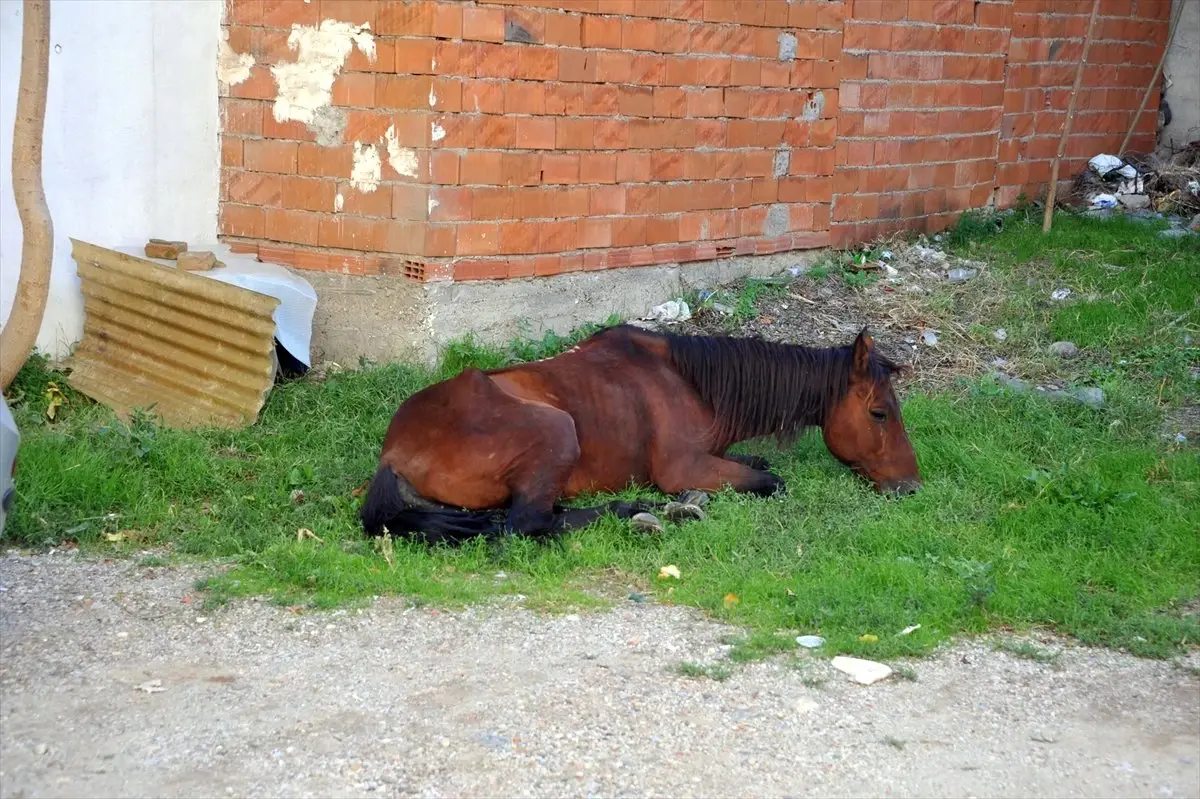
xmin=879 ymin=478 xmax=921 ymax=497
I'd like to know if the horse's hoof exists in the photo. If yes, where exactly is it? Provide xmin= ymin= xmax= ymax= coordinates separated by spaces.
xmin=663 ymin=501 xmax=707 ymax=523
xmin=631 ymin=512 xmax=665 ymax=534
xmin=677 ymin=490 xmax=710 ymax=508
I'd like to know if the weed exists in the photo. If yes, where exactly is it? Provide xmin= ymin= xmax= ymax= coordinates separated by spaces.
xmin=675 ymin=661 xmax=733 ymax=681
xmin=995 ymin=639 xmax=1062 ymax=664
xmin=508 ymin=314 xmax=623 ymax=362
xmin=725 ymin=630 xmax=799 ymax=662
xmin=2 ymin=213 xmax=1197 ymax=662
xmin=893 ymin=665 xmax=918 ymax=681
xmin=733 ymin=278 xmax=788 ymax=320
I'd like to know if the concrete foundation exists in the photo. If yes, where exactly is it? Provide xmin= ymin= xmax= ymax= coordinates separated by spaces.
xmin=1160 ymin=0 xmax=1200 ymax=150
xmin=303 ymin=249 xmax=826 ymax=367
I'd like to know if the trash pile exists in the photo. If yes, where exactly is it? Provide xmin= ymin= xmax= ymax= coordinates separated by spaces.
xmin=1073 ymin=144 xmax=1200 ymax=217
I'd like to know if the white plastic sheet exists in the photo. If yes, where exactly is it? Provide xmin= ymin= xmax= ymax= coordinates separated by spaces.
xmin=116 ymin=243 xmax=317 ymax=367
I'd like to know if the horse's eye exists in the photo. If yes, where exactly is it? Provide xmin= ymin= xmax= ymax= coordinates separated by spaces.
xmin=870 ymin=408 xmax=888 ymax=422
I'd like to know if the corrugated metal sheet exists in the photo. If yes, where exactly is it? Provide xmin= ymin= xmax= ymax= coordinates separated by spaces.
xmin=67 ymin=238 xmax=281 ymax=429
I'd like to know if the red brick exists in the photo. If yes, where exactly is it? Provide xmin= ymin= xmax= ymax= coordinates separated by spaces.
xmin=244 ymin=139 xmax=298 ymax=174
xmin=463 ymin=5 xmax=504 ymax=42
xmin=281 ymin=176 xmax=336 ymax=212
xmin=262 ymin=0 xmax=319 ymax=28
xmin=423 ymin=224 xmax=456 ymax=258
xmin=222 ymin=98 xmax=263 ymax=136
xmin=267 ymin=208 xmax=322 ymax=247
xmin=455 ymin=259 xmax=509 ymax=281
xmin=516 ymin=117 xmax=555 ymax=150
xmin=468 ymin=187 xmax=514 ymax=220
xmin=461 ymin=80 xmax=505 ymax=114
xmin=621 ymin=18 xmax=657 ymax=50
xmin=461 ymin=151 xmax=504 ymax=184
xmin=618 ymin=86 xmax=655 ymax=117
xmin=332 ymin=73 xmax=376 ymax=107
xmin=612 ymin=217 xmax=648 ymax=247
xmin=227 ymin=0 xmax=262 ymax=26
xmin=652 ymin=87 xmax=688 ymax=117
xmin=582 ymin=15 xmax=621 ymax=48
xmin=499 ymin=221 xmax=540 ymax=255
xmin=516 ymin=48 xmax=559 ymax=81
xmin=589 ymin=186 xmax=626 ymax=216
xmin=228 ymin=65 xmax=275 ymax=101
xmin=221 ymin=137 xmax=244 ymax=168
xmin=630 ymin=54 xmax=668 ymax=84
xmin=541 ymin=154 xmax=580 ymax=184
xmin=579 ymin=153 xmax=617 ymax=184
xmin=556 ymin=118 xmax=595 ymax=149
xmin=501 ymin=153 xmax=542 ymax=186
xmin=545 ymin=12 xmax=583 ymax=46
xmin=597 ymin=51 xmax=634 ymax=83
xmin=457 ymin=222 xmax=501 ymax=256
xmin=338 ymin=180 xmax=393 ymax=217
xmin=577 ymin=218 xmax=612 ymax=248
xmin=476 ymin=44 xmax=521 ymax=79
xmin=377 ymin=75 xmax=433 ymax=109
xmin=220 ymin=203 xmax=266 ymax=238
xmin=558 ymin=49 xmax=595 ymax=83
xmin=537 ymin=220 xmax=574 ymax=253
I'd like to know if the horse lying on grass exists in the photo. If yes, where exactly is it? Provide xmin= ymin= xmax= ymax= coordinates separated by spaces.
xmin=360 ymin=324 xmax=921 ymax=544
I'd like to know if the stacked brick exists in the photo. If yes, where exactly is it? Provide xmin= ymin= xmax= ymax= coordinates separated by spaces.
xmin=219 ymin=0 xmax=844 ymax=280
xmin=832 ymin=0 xmax=1012 ymax=245
xmin=218 ymin=0 xmax=1172 ymax=280
xmin=995 ymin=0 xmax=1169 ymax=208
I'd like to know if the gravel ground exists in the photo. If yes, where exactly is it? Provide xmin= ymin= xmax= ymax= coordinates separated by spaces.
xmin=1 ymin=551 xmax=1198 ymax=799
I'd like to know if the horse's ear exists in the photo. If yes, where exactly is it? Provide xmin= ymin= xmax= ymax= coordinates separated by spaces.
xmin=852 ymin=328 xmax=874 ymax=377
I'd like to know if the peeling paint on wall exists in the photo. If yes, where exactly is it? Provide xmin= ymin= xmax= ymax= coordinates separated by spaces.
xmin=350 ymin=142 xmax=381 ymax=193
xmin=334 ymin=192 xmax=344 ymax=212
xmin=309 ymin=106 xmax=347 ymax=147
xmin=801 ymin=90 xmax=826 ymax=122
xmin=384 ymin=125 xmax=418 ymax=179
xmin=430 ymin=121 xmax=446 ymax=142
xmin=270 ymin=19 xmax=374 ymax=131
xmin=217 ymin=30 xmax=254 ymax=88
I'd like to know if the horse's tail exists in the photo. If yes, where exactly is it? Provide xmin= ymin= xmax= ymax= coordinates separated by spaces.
xmin=359 ymin=465 xmax=508 ymax=545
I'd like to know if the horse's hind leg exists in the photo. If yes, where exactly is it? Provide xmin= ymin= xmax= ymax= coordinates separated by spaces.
xmin=500 ymin=405 xmax=652 ymax=538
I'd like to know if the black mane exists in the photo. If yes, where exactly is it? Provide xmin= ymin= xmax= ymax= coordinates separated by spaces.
xmin=660 ymin=329 xmax=898 ymax=446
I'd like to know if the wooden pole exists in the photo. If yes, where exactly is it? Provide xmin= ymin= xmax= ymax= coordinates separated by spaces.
xmin=1118 ymin=0 xmax=1185 ymax=156
xmin=1042 ymin=0 xmax=1103 ymax=234
xmin=0 ymin=0 xmax=54 ymax=390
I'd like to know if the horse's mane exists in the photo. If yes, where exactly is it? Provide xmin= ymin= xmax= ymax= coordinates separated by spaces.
xmin=660 ymin=330 xmax=899 ymax=446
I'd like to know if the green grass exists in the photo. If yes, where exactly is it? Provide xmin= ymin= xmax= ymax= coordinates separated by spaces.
xmin=3 ymin=211 xmax=1198 ymax=665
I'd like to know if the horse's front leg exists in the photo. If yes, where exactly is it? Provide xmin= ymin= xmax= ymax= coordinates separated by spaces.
xmin=653 ymin=454 xmax=786 ymax=498
xmin=725 ymin=453 xmax=773 ymax=472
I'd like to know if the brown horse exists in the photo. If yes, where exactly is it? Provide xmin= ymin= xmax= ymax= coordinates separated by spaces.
xmin=360 ymin=324 xmax=920 ymax=544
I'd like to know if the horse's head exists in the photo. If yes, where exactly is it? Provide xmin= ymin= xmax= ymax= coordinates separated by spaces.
xmin=822 ymin=330 xmax=921 ymax=496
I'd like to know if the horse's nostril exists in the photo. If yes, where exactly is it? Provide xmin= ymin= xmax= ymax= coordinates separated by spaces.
xmin=882 ymin=479 xmax=921 ymax=496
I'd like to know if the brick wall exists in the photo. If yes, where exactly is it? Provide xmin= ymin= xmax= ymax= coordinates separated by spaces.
xmin=832 ymin=0 xmax=1012 ymax=244
xmin=995 ymin=0 xmax=1168 ymax=207
xmin=218 ymin=0 xmax=1171 ymax=280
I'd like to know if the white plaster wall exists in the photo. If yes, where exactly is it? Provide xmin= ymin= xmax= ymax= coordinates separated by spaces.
xmin=0 ymin=0 xmax=222 ymax=358
xmin=1160 ymin=0 xmax=1200 ymax=150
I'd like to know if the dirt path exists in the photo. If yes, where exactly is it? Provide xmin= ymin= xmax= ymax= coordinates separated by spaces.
xmin=1 ymin=551 xmax=1197 ymax=799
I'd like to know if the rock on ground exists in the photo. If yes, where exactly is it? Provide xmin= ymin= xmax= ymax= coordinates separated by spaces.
xmin=1 ymin=553 xmax=1198 ymax=799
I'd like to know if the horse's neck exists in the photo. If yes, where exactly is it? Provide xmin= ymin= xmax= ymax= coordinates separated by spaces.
xmin=708 ymin=341 xmax=851 ymax=446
